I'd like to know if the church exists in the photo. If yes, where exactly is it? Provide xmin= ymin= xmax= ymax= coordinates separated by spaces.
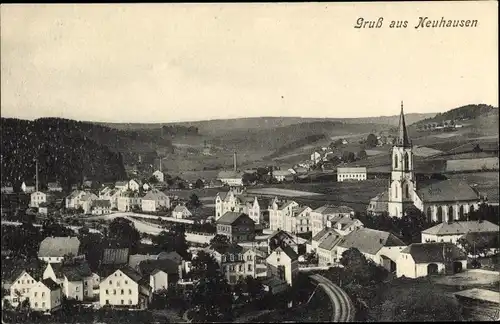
xmin=368 ymin=102 xmax=483 ymax=222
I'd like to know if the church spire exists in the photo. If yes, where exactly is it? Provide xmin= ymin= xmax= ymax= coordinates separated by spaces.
xmin=396 ymin=101 xmax=411 ymax=147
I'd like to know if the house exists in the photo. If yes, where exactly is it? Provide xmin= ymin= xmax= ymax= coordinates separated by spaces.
xmin=287 ymin=206 xmax=313 ymax=234
xmin=216 ymin=212 xmax=256 ymax=243
xmin=43 ymin=260 xmax=94 ymax=301
xmin=65 ymin=190 xmax=86 ymax=210
xmin=141 ymin=189 xmax=170 ymax=212
xmin=243 ymin=248 xmax=268 ymax=279
xmin=310 ymin=151 xmax=322 ymax=165
xmin=99 ymin=188 xmax=122 ymax=210
xmin=268 ymin=199 xmax=299 ymax=232
xmin=337 ymin=167 xmax=367 ymax=182
xmin=38 ymin=202 xmax=57 ymax=215
xmin=142 ymin=183 xmax=151 ymax=191
xmin=208 ymin=179 xmax=224 ymax=188
xmin=99 ymin=267 xmax=152 ymax=309
xmin=38 ymin=236 xmax=82 ymax=264
xmin=152 ymin=170 xmax=166 ymax=183
xmin=215 ymin=188 xmax=266 ymax=224
xmin=294 ymin=166 xmax=309 ymax=174
xmin=91 ymin=200 xmax=112 ymax=215
xmin=317 ymin=231 xmax=343 ymax=266
xmin=30 ymin=191 xmax=52 ymax=208
xmin=127 ymin=180 xmax=141 ymax=192
xmin=267 ymin=230 xmax=299 ymax=255
xmin=260 ymin=277 xmax=288 ymax=295
xmin=172 ymin=205 xmax=192 ymax=219
xmin=336 ymin=228 xmax=407 ymax=272
xmin=310 ymin=205 xmax=355 ymax=237
xmin=21 ymin=181 xmax=36 ymax=193
xmin=266 ymin=245 xmax=299 ymax=287
xmin=217 ymin=170 xmax=244 ymax=187
xmin=207 ymin=244 xmax=263 ymax=284
xmin=29 ymin=278 xmax=62 ymax=312
xmin=273 ymin=170 xmax=294 ymax=182
xmin=396 ymin=242 xmax=468 ymax=278
xmin=287 ymin=168 xmax=297 ymax=175
xmin=80 ymin=192 xmax=98 ymax=214
xmin=114 ymin=181 xmax=129 ymax=191
xmin=9 ymin=270 xmax=38 ymax=307
xmin=47 ymin=182 xmax=63 ymax=192
xmin=421 ymin=220 xmax=499 ymax=244
xmin=137 ymin=259 xmax=181 ymax=292
xmin=1 ymin=186 xmax=14 ymax=194
xmin=310 ymin=228 xmax=338 ymax=253
xmin=367 ymin=191 xmax=389 ymax=216
xmin=326 ymin=215 xmax=364 ymax=236
xmin=369 ymin=104 xmax=483 ymax=220
xmin=117 ymin=192 xmax=142 ymax=212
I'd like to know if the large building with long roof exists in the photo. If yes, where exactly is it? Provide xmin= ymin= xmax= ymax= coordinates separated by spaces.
xmin=368 ymin=102 xmax=483 ymax=222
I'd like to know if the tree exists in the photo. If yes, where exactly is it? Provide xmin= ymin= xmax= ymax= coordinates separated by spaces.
xmin=187 ymin=193 xmax=202 ymax=209
xmin=341 ymin=151 xmax=356 ymax=163
xmin=189 ymin=251 xmax=233 ymax=322
xmin=148 ymin=175 xmax=159 ymax=184
xmin=331 ymin=139 xmax=344 ymax=148
xmin=242 ymin=173 xmax=257 ymax=186
xmin=108 ymin=217 xmax=141 ymax=253
xmin=357 ymin=150 xmax=368 ymax=160
xmin=194 ymin=179 xmax=204 ymax=189
xmin=366 ymin=134 xmax=378 ymax=148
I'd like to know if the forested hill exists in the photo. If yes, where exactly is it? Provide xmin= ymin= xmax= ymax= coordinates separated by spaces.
xmin=414 ymin=104 xmax=498 ymax=125
xmin=0 ymin=117 xmax=130 ymax=190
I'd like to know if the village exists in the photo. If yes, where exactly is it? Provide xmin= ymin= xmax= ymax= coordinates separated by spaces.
xmin=1 ymin=107 xmax=499 ymax=323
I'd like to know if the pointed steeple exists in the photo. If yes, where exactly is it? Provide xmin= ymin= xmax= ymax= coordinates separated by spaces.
xmin=396 ymin=101 xmax=411 ymax=147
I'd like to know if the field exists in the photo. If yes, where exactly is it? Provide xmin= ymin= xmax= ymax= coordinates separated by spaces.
xmin=246 ymin=188 xmax=322 ymax=197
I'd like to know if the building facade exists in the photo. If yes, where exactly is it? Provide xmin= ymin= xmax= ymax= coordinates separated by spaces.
xmin=337 ymin=167 xmax=367 ymax=182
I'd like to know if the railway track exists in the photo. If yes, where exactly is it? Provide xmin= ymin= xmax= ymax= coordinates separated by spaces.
xmin=309 ymin=274 xmax=355 ymax=322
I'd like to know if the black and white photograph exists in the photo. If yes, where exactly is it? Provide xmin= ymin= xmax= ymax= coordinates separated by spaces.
xmin=1 ymin=2 xmax=498 ymax=323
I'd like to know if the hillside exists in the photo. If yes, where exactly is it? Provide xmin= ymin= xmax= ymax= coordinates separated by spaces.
xmin=97 ymin=113 xmax=435 ymax=135
xmin=413 ymin=104 xmax=498 ymax=127
xmin=0 ymin=118 xmax=128 ymax=190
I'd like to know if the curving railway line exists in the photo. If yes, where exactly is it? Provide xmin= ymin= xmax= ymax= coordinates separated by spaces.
xmin=309 ymin=274 xmax=355 ymax=322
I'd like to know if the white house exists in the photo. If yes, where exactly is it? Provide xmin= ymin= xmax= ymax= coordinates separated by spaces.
xmin=268 ymin=199 xmax=299 ymax=232
xmin=310 ymin=152 xmax=321 ymax=165
xmin=29 ymin=278 xmax=62 ymax=312
xmin=337 ymin=167 xmax=367 ymax=182
xmin=326 ymin=216 xmax=364 ymax=236
xmin=310 ymin=205 xmax=355 ymax=237
xmin=396 ymin=242 xmax=468 ymax=278
xmin=215 ymin=188 xmax=264 ymax=224
xmin=80 ymin=193 xmax=98 ymax=214
xmin=288 ymin=206 xmax=313 ymax=234
xmin=99 ymin=188 xmax=122 ymax=210
xmin=317 ymin=232 xmax=344 ymax=266
xmin=172 ymin=205 xmax=192 ymax=219
xmin=91 ymin=200 xmax=112 ymax=215
xmin=43 ymin=261 xmax=97 ymax=301
xmin=421 ymin=220 xmax=499 ymax=244
xmin=117 ymin=193 xmax=142 ymax=212
xmin=141 ymin=189 xmax=170 ymax=212
xmin=137 ymin=259 xmax=181 ymax=292
xmin=114 ymin=181 xmax=129 ymax=191
xmin=266 ymin=245 xmax=299 ymax=287
xmin=273 ymin=170 xmax=293 ymax=182
xmin=65 ymin=190 xmax=86 ymax=209
xmin=21 ymin=181 xmax=36 ymax=193
xmin=336 ymin=228 xmax=407 ymax=272
xmin=47 ymin=182 xmax=63 ymax=192
xmin=9 ymin=270 xmax=38 ymax=307
xmin=30 ymin=191 xmax=49 ymax=208
xmin=142 ymin=183 xmax=151 ymax=191
xmin=217 ymin=171 xmax=244 ymax=187
xmin=38 ymin=237 xmax=81 ymax=264
xmin=152 ymin=170 xmax=166 ymax=183
xmin=128 ymin=180 xmax=141 ymax=192
xmin=99 ymin=267 xmax=152 ymax=309
xmin=310 ymin=228 xmax=338 ymax=253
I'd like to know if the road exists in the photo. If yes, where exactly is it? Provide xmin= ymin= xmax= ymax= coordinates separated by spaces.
xmin=309 ymin=274 xmax=355 ymax=322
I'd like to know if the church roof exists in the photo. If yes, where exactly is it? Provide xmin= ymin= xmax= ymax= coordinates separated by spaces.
xmin=417 ymin=179 xmax=480 ymax=203
xmin=395 ymin=102 xmax=411 ymax=147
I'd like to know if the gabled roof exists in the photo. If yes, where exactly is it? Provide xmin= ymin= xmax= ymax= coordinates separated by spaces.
xmin=274 ymin=245 xmax=298 ymax=261
xmin=143 ymin=189 xmax=168 ymax=201
xmin=66 ymin=190 xmax=85 ymax=199
xmin=277 ymin=200 xmax=298 ymax=211
xmin=417 ymin=179 xmax=480 ymax=203
xmin=47 ymin=182 xmax=62 ymax=188
xmin=292 ymin=206 xmax=311 ymax=216
xmin=369 ymin=190 xmax=389 ymax=213
xmin=318 ymin=232 xmax=343 ymax=251
xmin=59 ymin=261 xmax=92 ymax=281
xmin=422 ymin=220 xmax=499 ymax=235
xmin=138 ymin=259 xmax=179 ymax=276
xmin=117 ymin=267 xmax=143 ymax=283
xmin=156 ymin=251 xmax=183 ymax=264
xmin=338 ymin=228 xmax=406 ymax=255
xmin=80 ymin=193 xmax=98 ymax=202
xmin=92 ymin=200 xmax=111 ymax=208
xmin=41 ymin=278 xmax=60 ymax=291
xmin=312 ymin=228 xmax=332 ymax=242
xmin=102 ymin=247 xmax=129 ymax=265
xmin=211 ymin=243 xmax=244 ymax=255
xmin=268 ymin=230 xmax=295 ymax=243
xmin=216 ymin=212 xmax=253 ymax=225
xmin=401 ymin=242 xmax=467 ymax=263
xmin=314 ymin=205 xmax=354 ymax=215
xmin=128 ymin=254 xmax=157 ymax=270
xmin=38 ymin=237 xmax=81 ymax=258
xmin=173 ymin=205 xmax=190 ymax=213
xmin=217 ymin=171 xmax=244 ymax=179
xmin=337 ymin=167 xmax=367 ymax=173
xmin=115 ymin=181 xmax=128 ymax=187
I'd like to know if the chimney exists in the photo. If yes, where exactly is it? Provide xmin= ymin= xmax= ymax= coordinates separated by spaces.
xmin=233 ymin=152 xmax=237 ymax=172
xmin=159 ymin=157 xmax=162 ymax=172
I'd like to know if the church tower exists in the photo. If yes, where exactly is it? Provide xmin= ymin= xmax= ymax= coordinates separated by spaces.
xmin=388 ymin=101 xmax=416 ymax=218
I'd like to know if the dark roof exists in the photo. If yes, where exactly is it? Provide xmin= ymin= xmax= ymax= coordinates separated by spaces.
xmin=102 ymin=247 xmax=130 ymax=265
xmin=216 ymin=212 xmax=253 ymax=225
xmin=461 ymin=232 xmax=499 ymax=249
xmin=275 ymin=245 xmax=298 ymax=261
xmin=312 ymin=228 xmax=331 ymax=242
xmin=395 ymin=103 xmax=411 ymax=147
xmin=92 ymin=200 xmax=111 ymax=208
xmin=138 ymin=259 xmax=179 ymax=276
xmin=118 ymin=266 xmax=143 ymax=283
xmin=417 ymin=179 xmax=480 ymax=203
xmin=38 ymin=237 xmax=81 ymax=258
xmin=401 ymin=242 xmax=467 ymax=263
xmin=422 ymin=220 xmax=499 ymax=235
xmin=338 ymin=228 xmax=406 ymax=255
xmin=318 ymin=232 xmax=343 ymax=251
xmin=156 ymin=251 xmax=183 ymax=264
xmin=212 ymin=243 xmax=244 ymax=255
xmin=61 ymin=261 xmax=92 ymax=281
xmin=42 ymin=278 xmax=60 ymax=291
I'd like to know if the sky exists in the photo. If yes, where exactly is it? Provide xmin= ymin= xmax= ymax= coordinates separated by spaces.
xmin=1 ymin=2 xmax=498 ymax=123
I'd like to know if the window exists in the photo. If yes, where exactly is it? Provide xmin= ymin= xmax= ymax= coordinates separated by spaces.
xmin=124 ymin=280 xmax=128 ymax=285
xmin=42 ymin=292 xmax=45 ymax=297
xmin=109 ymin=280 xmax=112 ymax=285
xmin=113 ymin=289 xmax=116 ymax=295
xmin=85 ymin=291 xmax=88 ymax=296
xmin=35 ymin=302 xmax=38 ymax=307
xmin=230 ymin=254 xmax=234 ymax=261
xmin=34 ymin=292 xmax=38 ymax=297
xmin=75 ymin=286 xmax=79 ymax=292
xmin=121 ymin=300 xmax=124 ymax=305
xmin=238 ymin=265 xmax=243 ymax=272
xmin=117 ymin=281 xmax=121 ymax=287
xmin=84 ymin=281 xmax=88 ymax=286
xmin=121 ymin=289 xmax=124 ymax=295
xmin=42 ymin=302 xmax=45 ymax=308
xmin=129 ymin=299 xmax=132 ymax=305
xmin=106 ymin=289 xmax=109 ymax=295
xmin=248 ymin=264 xmax=252 ymax=271
xmin=128 ymin=289 xmax=132 ymax=295
xmin=21 ymin=280 xmax=24 ymax=285
xmin=106 ymin=300 xmax=110 ymax=305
